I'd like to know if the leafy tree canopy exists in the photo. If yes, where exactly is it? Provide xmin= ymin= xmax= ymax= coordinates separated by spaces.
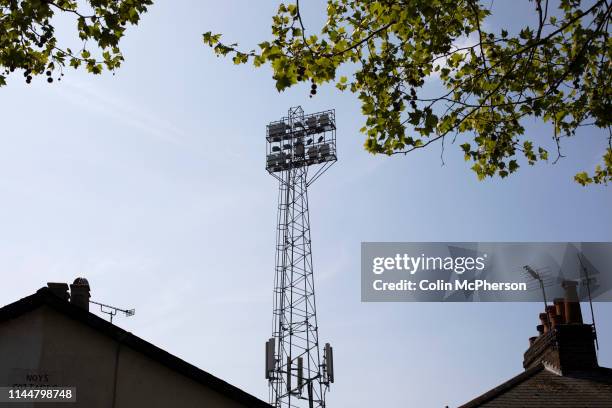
xmin=0 ymin=0 xmax=151 ymax=85
xmin=204 ymin=0 xmax=611 ymax=185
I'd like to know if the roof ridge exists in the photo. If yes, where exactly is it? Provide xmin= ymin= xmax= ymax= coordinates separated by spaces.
xmin=458 ymin=364 xmax=545 ymax=408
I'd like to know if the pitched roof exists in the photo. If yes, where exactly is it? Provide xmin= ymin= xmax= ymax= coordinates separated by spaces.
xmin=459 ymin=363 xmax=612 ymax=407
xmin=0 ymin=287 xmax=271 ymax=408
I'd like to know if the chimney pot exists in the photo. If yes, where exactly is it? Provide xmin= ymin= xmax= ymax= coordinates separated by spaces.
xmin=554 ymin=298 xmax=566 ymax=324
xmin=539 ymin=313 xmax=550 ymax=333
xmin=562 ymin=280 xmax=583 ymax=324
xmin=70 ymin=277 xmax=90 ymax=311
xmin=551 ymin=314 xmax=561 ymax=328
xmin=546 ymin=305 xmax=558 ymax=329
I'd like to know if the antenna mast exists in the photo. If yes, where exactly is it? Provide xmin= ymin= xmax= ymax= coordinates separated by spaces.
xmin=265 ymin=106 xmax=336 ymax=407
xmin=577 ymin=254 xmax=598 ymax=350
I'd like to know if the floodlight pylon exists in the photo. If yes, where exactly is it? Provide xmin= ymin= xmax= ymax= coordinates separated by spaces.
xmin=264 ymin=106 xmax=337 ymax=408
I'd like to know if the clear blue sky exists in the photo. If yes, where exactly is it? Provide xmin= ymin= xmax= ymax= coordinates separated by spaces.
xmin=1 ymin=1 xmax=611 ymax=407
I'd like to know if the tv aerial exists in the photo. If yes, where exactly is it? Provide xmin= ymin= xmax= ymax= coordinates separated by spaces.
xmin=523 ymin=265 xmax=555 ymax=328
xmin=90 ymin=300 xmax=135 ymax=323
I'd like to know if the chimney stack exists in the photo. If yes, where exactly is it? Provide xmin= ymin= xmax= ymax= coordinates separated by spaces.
xmin=562 ymin=280 xmax=583 ymax=324
xmin=47 ymin=282 xmax=70 ymax=301
xmin=524 ymin=280 xmax=597 ymax=373
xmin=70 ymin=277 xmax=90 ymax=311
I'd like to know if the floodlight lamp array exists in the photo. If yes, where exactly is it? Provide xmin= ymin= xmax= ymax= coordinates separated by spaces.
xmin=266 ymin=109 xmax=337 ymax=174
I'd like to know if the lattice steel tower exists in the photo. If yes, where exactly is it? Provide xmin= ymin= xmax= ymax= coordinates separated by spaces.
xmin=264 ymin=106 xmax=336 ymax=408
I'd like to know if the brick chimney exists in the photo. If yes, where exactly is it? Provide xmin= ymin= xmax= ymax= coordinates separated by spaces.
xmin=70 ymin=277 xmax=90 ymax=311
xmin=47 ymin=282 xmax=70 ymax=301
xmin=523 ymin=280 xmax=598 ymax=373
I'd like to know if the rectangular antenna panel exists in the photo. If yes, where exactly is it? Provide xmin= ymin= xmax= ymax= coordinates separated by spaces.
xmin=325 ymin=343 xmax=334 ymax=383
xmin=286 ymin=357 xmax=292 ymax=392
xmin=265 ymin=338 xmax=275 ymax=379
xmin=297 ymin=356 xmax=304 ymax=390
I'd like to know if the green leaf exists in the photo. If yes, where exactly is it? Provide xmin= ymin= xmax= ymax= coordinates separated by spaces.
xmin=198 ymin=0 xmax=612 ymax=186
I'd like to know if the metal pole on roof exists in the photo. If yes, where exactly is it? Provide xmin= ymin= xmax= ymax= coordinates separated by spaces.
xmin=578 ymin=253 xmax=598 ymax=351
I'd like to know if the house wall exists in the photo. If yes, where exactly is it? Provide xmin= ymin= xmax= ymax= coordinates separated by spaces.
xmin=0 ymin=306 xmax=250 ymax=408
